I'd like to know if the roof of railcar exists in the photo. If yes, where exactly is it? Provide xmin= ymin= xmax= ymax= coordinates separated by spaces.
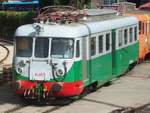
xmin=126 ymin=13 xmax=148 ymax=21
xmin=126 ymin=10 xmax=150 ymax=14
xmin=15 ymin=16 xmax=138 ymax=38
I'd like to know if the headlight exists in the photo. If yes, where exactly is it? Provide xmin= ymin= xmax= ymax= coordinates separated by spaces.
xmin=17 ymin=67 xmax=23 ymax=74
xmin=56 ymin=69 xmax=64 ymax=76
xmin=18 ymin=60 xmax=26 ymax=67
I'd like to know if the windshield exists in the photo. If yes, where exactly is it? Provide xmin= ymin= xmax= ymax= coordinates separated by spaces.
xmin=51 ymin=38 xmax=74 ymax=59
xmin=35 ymin=38 xmax=49 ymax=58
xmin=16 ymin=37 xmax=33 ymax=57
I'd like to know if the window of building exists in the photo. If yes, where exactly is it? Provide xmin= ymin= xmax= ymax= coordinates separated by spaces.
xmin=98 ymin=35 xmax=103 ymax=53
xmin=106 ymin=33 xmax=110 ymax=51
xmin=118 ymin=30 xmax=123 ymax=47
xmin=90 ymin=37 xmax=96 ymax=56
xmin=129 ymin=28 xmax=133 ymax=43
xmin=124 ymin=29 xmax=128 ymax=45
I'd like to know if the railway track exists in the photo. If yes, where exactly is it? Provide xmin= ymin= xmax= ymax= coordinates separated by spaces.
xmin=4 ymin=104 xmax=28 ymax=113
xmin=3 ymin=100 xmax=68 ymax=113
xmin=111 ymin=103 xmax=150 ymax=113
xmin=4 ymin=106 xmax=59 ymax=113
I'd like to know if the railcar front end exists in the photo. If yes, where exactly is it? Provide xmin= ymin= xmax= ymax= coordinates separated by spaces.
xmin=13 ymin=24 xmax=84 ymax=99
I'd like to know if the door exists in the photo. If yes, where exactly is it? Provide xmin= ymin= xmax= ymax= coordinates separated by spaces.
xmin=82 ymin=37 xmax=90 ymax=86
xmin=112 ymin=29 xmax=116 ymax=76
xmin=29 ymin=38 xmax=52 ymax=81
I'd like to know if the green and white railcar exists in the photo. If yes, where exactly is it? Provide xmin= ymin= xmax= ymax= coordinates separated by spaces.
xmin=13 ymin=14 xmax=138 ymax=99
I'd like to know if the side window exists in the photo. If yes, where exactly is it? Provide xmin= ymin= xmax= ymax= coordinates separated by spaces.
xmin=149 ymin=22 xmax=150 ymax=33
xmin=106 ymin=33 xmax=110 ymax=51
xmin=129 ymin=27 xmax=133 ymax=43
xmin=90 ymin=37 xmax=96 ymax=56
xmin=76 ymin=40 xmax=80 ymax=58
xmin=142 ymin=22 xmax=144 ymax=34
xmin=124 ymin=29 xmax=128 ymax=45
xmin=118 ymin=30 xmax=123 ymax=47
xmin=145 ymin=23 xmax=147 ymax=35
xmin=139 ymin=21 xmax=142 ymax=34
xmin=98 ymin=35 xmax=103 ymax=53
xmin=134 ymin=26 xmax=137 ymax=41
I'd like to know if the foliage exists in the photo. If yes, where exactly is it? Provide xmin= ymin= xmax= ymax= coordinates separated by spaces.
xmin=0 ymin=11 xmax=36 ymax=41
xmin=39 ymin=0 xmax=91 ymax=9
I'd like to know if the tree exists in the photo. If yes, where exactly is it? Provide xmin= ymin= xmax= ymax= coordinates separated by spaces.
xmin=39 ymin=0 xmax=91 ymax=9
xmin=69 ymin=0 xmax=91 ymax=9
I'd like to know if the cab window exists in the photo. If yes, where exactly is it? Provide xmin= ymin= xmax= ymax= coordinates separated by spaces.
xmin=16 ymin=37 xmax=33 ymax=57
xmin=35 ymin=38 xmax=49 ymax=58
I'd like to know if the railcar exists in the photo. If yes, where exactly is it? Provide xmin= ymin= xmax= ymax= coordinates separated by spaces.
xmin=145 ymin=13 xmax=150 ymax=53
xmin=126 ymin=11 xmax=150 ymax=62
xmin=13 ymin=8 xmax=138 ymax=101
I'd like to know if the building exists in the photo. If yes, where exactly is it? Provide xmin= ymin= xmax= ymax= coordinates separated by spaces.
xmin=91 ymin=0 xmax=126 ymax=8
xmin=127 ymin=0 xmax=150 ymax=7
xmin=91 ymin=0 xmax=150 ymax=8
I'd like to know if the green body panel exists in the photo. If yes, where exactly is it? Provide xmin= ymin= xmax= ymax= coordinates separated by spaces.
xmin=89 ymin=53 xmax=112 ymax=83
xmin=82 ymin=43 xmax=138 ymax=86
xmin=13 ymin=70 xmax=29 ymax=81
xmin=113 ymin=43 xmax=138 ymax=77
